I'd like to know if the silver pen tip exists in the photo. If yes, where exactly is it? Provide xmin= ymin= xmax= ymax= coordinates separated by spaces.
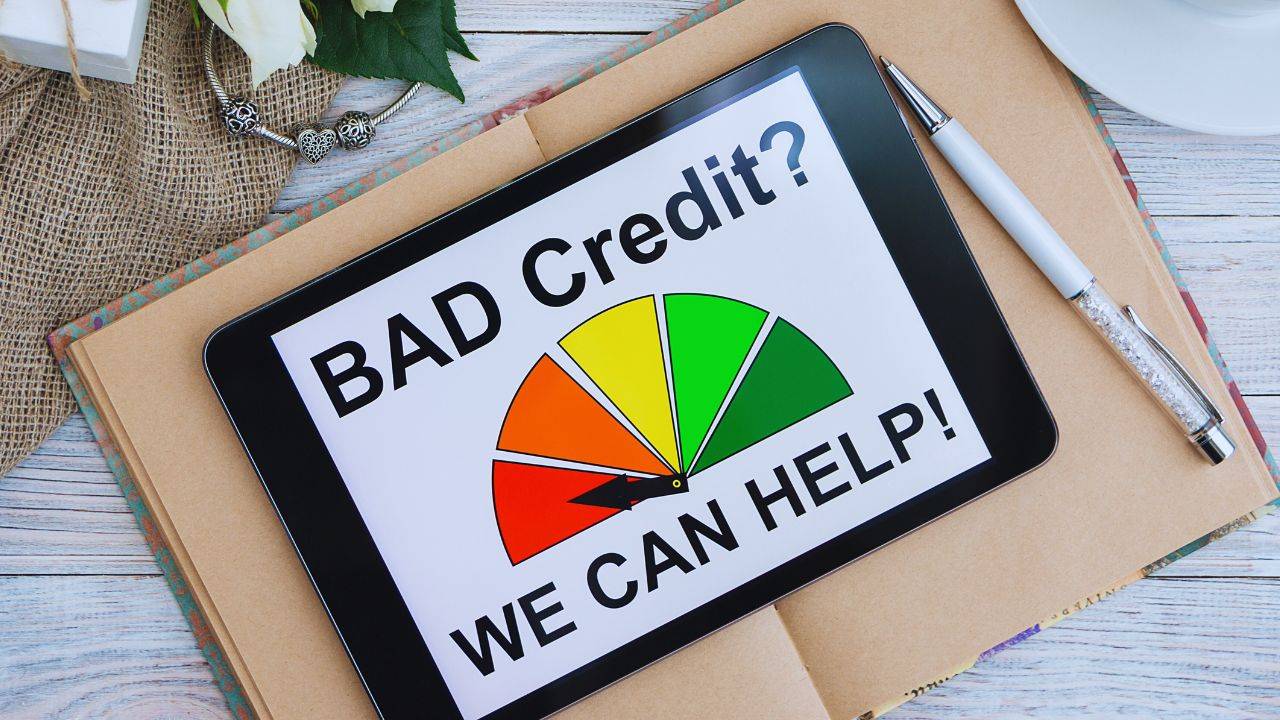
xmin=879 ymin=56 xmax=951 ymax=135
xmin=1195 ymin=422 xmax=1236 ymax=464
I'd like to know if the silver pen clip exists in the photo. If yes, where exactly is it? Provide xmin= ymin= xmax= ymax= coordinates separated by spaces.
xmin=1123 ymin=305 xmax=1224 ymax=425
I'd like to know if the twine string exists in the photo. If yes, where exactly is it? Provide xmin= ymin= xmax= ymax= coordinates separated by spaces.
xmin=58 ymin=0 xmax=92 ymax=101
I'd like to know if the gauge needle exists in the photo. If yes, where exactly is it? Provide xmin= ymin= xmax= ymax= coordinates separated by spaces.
xmin=569 ymin=472 xmax=689 ymax=510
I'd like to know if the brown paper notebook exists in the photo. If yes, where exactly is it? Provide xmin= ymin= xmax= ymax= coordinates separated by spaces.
xmin=57 ymin=1 xmax=1277 ymax=718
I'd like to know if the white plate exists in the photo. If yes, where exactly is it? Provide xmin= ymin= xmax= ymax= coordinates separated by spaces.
xmin=1016 ymin=0 xmax=1280 ymax=136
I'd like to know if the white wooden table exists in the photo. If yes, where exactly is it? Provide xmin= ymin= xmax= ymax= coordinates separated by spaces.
xmin=3 ymin=4 xmax=1278 ymax=718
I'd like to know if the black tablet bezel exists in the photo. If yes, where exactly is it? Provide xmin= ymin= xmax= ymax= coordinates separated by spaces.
xmin=206 ymin=24 xmax=1056 ymax=720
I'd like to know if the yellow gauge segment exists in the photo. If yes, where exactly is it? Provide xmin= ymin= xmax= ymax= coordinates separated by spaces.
xmin=560 ymin=296 xmax=680 ymax=471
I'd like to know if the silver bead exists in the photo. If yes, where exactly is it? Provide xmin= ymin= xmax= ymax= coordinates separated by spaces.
xmin=334 ymin=110 xmax=375 ymax=150
xmin=294 ymin=122 xmax=337 ymax=164
xmin=218 ymin=96 xmax=261 ymax=137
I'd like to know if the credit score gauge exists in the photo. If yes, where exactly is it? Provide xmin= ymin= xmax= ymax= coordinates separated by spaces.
xmin=493 ymin=294 xmax=853 ymax=564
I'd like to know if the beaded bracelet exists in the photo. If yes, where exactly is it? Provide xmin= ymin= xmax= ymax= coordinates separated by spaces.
xmin=201 ymin=22 xmax=422 ymax=164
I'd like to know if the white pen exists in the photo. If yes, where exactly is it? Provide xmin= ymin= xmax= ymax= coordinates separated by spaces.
xmin=881 ymin=57 xmax=1235 ymax=464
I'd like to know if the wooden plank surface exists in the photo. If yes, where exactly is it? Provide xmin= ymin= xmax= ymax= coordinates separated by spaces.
xmin=2 ymin=3 xmax=1278 ymax=718
xmin=0 ymin=576 xmax=228 ymax=719
xmin=893 ymin=578 xmax=1280 ymax=719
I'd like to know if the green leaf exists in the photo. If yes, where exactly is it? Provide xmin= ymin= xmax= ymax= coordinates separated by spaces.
xmin=193 ymin=0 xmax=234 ymax=30
xmin=440 ymin=0 xmax=477 ymax=61
xmin=190 ymin=0 xmax=231 ymax=28
xmin=309 ymin=0 xmax=467 ymax=101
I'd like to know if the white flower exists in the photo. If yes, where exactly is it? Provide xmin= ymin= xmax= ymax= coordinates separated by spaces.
xmin=199 ymin=0 xmax=317 ymax=87
xmin=351 ymin=0 xmax=398 ymax=18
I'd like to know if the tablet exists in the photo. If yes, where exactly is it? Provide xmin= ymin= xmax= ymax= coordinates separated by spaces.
xmin=206 ymin=24 xmax=1056 ymax=720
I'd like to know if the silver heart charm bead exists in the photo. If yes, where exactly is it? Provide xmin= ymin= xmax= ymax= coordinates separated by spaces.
xmin=294 ymin=122 xmax=337 ymax=164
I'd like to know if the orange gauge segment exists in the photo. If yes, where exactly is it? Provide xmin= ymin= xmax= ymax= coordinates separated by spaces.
xmin=497 ymin=355 xmax=670 ymax=475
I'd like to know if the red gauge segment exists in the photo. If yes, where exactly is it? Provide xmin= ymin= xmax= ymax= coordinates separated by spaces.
xmin=493 ymin=461 xmax=625 ymax=564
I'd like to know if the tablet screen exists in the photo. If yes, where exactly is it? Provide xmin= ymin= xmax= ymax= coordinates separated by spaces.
xmin=271 ymin=67 xmax=990 ymax=719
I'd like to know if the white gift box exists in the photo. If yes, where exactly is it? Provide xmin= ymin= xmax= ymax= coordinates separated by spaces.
xmin=0 ymin=0 xmax=151 ymax=83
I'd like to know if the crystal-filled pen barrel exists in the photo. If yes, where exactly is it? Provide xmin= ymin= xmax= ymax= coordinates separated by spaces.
xmin=1072 ymin=282 xmax=1235 ymax=463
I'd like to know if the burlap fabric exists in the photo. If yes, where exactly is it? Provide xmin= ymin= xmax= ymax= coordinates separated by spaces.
xmin=0 ymin=1 xmax=342 ymax=475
